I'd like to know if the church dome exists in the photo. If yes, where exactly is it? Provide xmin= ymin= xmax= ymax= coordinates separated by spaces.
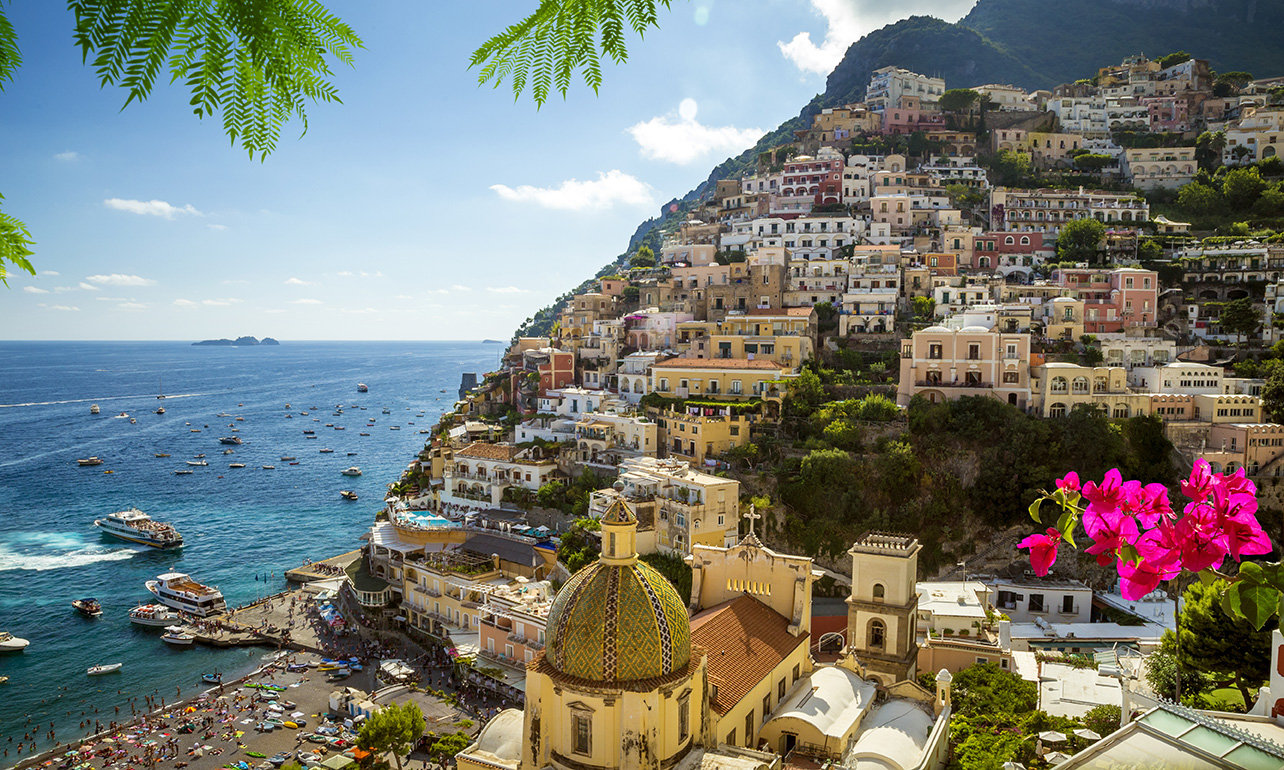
xmin=545 ymin=558 xmax=692 ymax=682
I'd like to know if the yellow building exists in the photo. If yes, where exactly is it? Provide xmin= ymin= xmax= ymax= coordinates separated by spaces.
xmin=650 ymin=404 xmax=756 ymax=466
xmin=651 ymin=357 xmax=791 ymax=402
xmin=590 ymin=457 xmax=740 ymax=555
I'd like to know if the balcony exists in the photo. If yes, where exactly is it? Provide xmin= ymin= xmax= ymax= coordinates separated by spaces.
xmin=916 ymin=380 xmax=993 ymax=388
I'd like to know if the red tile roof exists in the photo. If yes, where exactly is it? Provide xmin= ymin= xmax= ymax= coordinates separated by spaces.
xmin=690 ymin=595 xmax=807 ymax=716
xmin=457 ymin=442 xmax=521 ymax=462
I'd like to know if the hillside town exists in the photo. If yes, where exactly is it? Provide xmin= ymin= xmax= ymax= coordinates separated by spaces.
xmin=312 ymin=52 xmax=1284 ymax=770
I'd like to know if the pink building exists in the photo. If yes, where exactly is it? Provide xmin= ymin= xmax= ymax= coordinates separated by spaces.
xmin=882 ymin=107 xmax=946 ymax=135
xmin=1142 ymin=96 xmax=1189 ymax=132
xmin=779 ymin=153 xmax=845 ymax=208
xmin=1051 ymin=267 xmax=1159 ymax=334
xmin=973 ymin=232 xmax=1045 ymax=270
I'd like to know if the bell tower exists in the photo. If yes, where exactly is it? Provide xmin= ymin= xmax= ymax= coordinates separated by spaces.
xmin=845 ymin=532 xmax=920 ymax=685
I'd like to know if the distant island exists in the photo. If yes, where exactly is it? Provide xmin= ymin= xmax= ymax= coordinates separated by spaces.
xmin=481 ymin=339 xmax=504 ymax=344
xmin=192 ymin=336 xmax=281 ymax=347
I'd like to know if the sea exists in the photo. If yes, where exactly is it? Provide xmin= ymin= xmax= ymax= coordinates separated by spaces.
xmin=0 ymin=340 xmax=501 ymax=747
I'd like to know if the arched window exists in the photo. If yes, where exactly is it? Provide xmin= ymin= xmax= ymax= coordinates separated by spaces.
xmin=1005 ymin=236 xmax=1015 ymax=245
xmin=1049 ymin=402 xmax=1067 ymax=418
xmin=1113 ymin=404 xmax=1129 ymax=418
xmin=869 ymin=619 xmax=886 ymax=649
xmin=1020 ymin=236 xmax=1030 ymax=245
xmin=1051 ymin=376 xmax=1068 ymax=393
xmin=1072 ymin=377 xmax=1089 ymax=393
xmin=872 ymin=583 xmax=885 ymax=601
xmin=1094 ymin=377 xmax=1107 ymax=392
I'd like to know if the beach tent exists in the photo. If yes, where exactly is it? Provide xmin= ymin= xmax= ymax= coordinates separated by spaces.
xmin=320 ymin=755 xmax=354 ymax=770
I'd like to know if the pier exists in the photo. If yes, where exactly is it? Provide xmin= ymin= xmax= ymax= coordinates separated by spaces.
xmin=283 ymin=549 xmax=362 ymax=582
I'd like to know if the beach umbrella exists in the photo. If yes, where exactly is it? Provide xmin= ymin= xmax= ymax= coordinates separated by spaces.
xmin=1073 ymin=728 xmax=1102 ymax=741
xmin=1046 ymin=751 xmax=1072 ymax=765
xmin=1001 ymin=763 xmax=1026 ymax=770
xmin=1038 ymin=731 xmax=1067 ymax=743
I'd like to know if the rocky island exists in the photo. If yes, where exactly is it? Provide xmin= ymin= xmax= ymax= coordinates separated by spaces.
xmin=191 ymin=336 xmax=280 ymax=346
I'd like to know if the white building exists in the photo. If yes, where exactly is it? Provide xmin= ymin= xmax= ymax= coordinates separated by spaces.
xmin=866 ymin=66 xmax=945 ymax=112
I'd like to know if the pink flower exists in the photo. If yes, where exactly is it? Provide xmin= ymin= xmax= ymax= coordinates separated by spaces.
xmin=1217 ymin=466 xmax=1257 ymax=498
xmin=1136 ymin=519 xmax=1182 ymax=573
xmin=1082 ymin=469 xmax=1127 ymax=520
xmin=1055 ymin=472 xmax=1081 ymax=493
xmin=1085 ymin=514 xmax=1140 ymax=566
xmin=1176 ymin=507 xmax=1228 ymax=573
xmin=1181 ymin=459 xmax=1214 ymax=503
xmin=1131 ymin=483 xmax=1173 ymax=528
xmin=1019 ymin=528 xmax=1061 ymax=576
xmin=1118 ymin=558 xmax=1175 ymax=601
xmin=1222 ymin=513 xmax=1273 ymax=561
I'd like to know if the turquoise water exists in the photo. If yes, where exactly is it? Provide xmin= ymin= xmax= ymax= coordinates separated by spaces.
xmin=0 ymin=341 xmax=499 ymax=746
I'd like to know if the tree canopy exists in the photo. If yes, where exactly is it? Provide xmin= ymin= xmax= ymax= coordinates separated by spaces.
xmin=358 ymin=702 xmax=425 ymax=770
xmin=1056 ymin=218 xmax=1107 ymax=263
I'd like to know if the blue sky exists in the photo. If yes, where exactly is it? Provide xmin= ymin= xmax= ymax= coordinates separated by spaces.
xmin=0 ymin=0 xmax=973 ymax=340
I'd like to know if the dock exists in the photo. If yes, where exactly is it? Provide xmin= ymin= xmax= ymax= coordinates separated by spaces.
xmin=173 ymin=587 xmax=328 ymax=653
xmin=284 ymin=549 xmax=362 ymax=582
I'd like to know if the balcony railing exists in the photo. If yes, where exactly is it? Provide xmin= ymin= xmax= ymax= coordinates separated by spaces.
xmin=916 ymin=380 xmax=993 ymax=388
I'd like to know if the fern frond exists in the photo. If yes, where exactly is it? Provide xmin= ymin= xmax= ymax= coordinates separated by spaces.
xmin=0 ymin=193 xmax=37 ymax=288
xmin=0 ymin=4 xmax=23 ymax=90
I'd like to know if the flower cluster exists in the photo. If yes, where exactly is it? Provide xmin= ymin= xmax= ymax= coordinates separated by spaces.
xmin=1019 ymin=460 xmax=1271 ymax=600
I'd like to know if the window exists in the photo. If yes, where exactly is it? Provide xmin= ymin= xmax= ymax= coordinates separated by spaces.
xmin=1003 ymin=371 xmax=1019 ymax=384
xmin=763 ymin=694 xmax=772 ymax=719
xmin=792 ymin=664 xmax=801 ymax=683
xmin=678 ymin=697 xmax=690 ymax=741
xmin=928 ymin=343 xmax=943 ymax=360
xmin=573 ymin=714 xmax=592 ymax=755
xmin=869 ymin=620 xmax=886 ymax=649
xmin=744 ymin=711 xmax=755 ymax=745
xmin=1062 ymin=594 xmax=1075 ymax=614
xmin=968 ymin=343 xmax=980 ymax=360
xmin=778 ymin=679 xmax=787 ymax=700
xmin=1029 ymin=593 xmax=1045 ymax=612
xmin=872 ymin=583 xmax=885 ymax=601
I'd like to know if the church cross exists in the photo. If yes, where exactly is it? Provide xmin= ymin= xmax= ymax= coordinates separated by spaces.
xmin=744 ymin=504 xmax=761 ymax=536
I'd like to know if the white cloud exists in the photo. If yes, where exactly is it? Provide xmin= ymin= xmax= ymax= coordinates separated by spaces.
xmin=627 ymin=99 xmax=765 ymax=165
xmin=43 ymin=270 xmax=59 ymax=276
xmin=487 ymin=286 xmax=530 ymax=294
xmin=95 ymin=296 xmax=130 ymax=302
xmin=336 ymin=270 xmax=384 ymax=278
xmin=360 ymin=270 xmax=383 ymax=278
xmin=451 ymin=285 xmax=472 ymax=292
xmin=77 ymin=282 xmax=99 ymax=291
xmin=85 ymin=273 xmax=156 ymax=287
xmin=284 ymin=277 xmax=314 ymax=286
xmin=778 ymin=0 xmax=975 ymax=75
xmin=117 ymin=302 xmax=147 ymax=310
xmin=104 ymin=198 xmax=201 ymax=218
xmin=54 ymin=151 xmax=78 ymax=161
xmin=47 ymin=304 xmax=80 ymax=311
xmin=202 ymin=298 xmax=242 ymax=306
xmin=337 ymin=271 xmax=354 ymax=277
xmin=207 ymin=224 xmax=228 ymax=231
xmin=172 ymin=299 xmax=199 ymax=308
xmin=23 ymin=286 xmax=48 ymax=294
xmin=290 ymin=298 xmax=323 ymax=305
xmin=490 ymin=170 xmax=654 ymax=211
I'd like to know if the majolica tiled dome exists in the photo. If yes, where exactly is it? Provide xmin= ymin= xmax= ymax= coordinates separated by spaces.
xmin=546 ymin=558 xmax=692 ymax=682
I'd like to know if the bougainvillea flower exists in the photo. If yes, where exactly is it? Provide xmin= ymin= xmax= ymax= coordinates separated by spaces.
xmin=1131 ymin=483 xmax=1174 ymax=528
xmin=1085 ymin=514 xmax=1140 ymax=566
xmin=1181 ymin=458 xmax=1214 ymax=503
xmin=1082 ymin=469 xmax=1127 ymax=518
xmin=1176 ymin=507 xmax=1228 ymax=573
xmin=1055 ymin=472 xmax=1081 ymax=493
xmin=1019 ymin=528 xmax=1061 ymax=576
xmin=1136 ymin=519 xmax=1182 ymax=573
xmin=1118 ymin=557 xmax=1175 ymax=601
xmin=1217 ymin=466 xmax=1257 ymax=498
xmin=1222 ymin=513 xmax=1273 ymax=561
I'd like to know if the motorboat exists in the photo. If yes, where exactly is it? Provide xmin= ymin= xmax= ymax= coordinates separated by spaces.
xmin=219 ymin=436 xmax=243 ymax=445
xmin=357 ymin=383 xmax=368 ymax=393
xmin=193 ymin=453 xmax=205 ymax=458
xmin=0 ymin=632 xmax=30 ymax=652
xmin=90 ymin=404 xmax=100 ymax=414
xmin=359 ymin=432 xmax=370 ymax=436
xmin=319 ymin=448 xmax=334 ymax=454
xmin=187 ymin=460 xmax=208 ymax=467
xmin=228 ymin=463 xmax=246 ymax=468
xmin=339 ymin=491 xmax=358 ymax=501
xmin=303 ymin=430 xmax=315 ymax=435
xmin=334 ymin=426 xmax=345 ymax=431
xmin=77 ymin=457 xmax=104 ymax=467
xmin=88 ymin=663 xmax=123 ymax=675
xmin=94 ymin=508 xmax=183 ymax=548
xmin=389 ymin=426 xmax=400 ymax=430
xmin=235 ymin=417 xmax=245 ymax=422
xmin=161 ymin=626 xmax=195 ymax=645
xmin=288 ymin=462 xmax=300 ymax=466
xmin=280 ymin=456 xmax=296 ymax=461
xmin=306 ymin=435 xmax=319 ymax=439
xmin=129 ymin=418 xmax=137 ymax=424
xmin=202 ymin=673 xmax=222 ymax=684
xmin=72 ymin=598 xmax=103 ymax=617
xmin=116 ymin=412 xmax=128 ymax=418
xmin=129 ymin=604 xmax=178 ymax=627
xmin=262 ymin=465 xmax=275 ymax=470
xmin=154 ymin=453 xmax=171 ymax=458
xmin=155 ymin=406 xmax=166 ymax=415
xmin=382 ymin=409 xmax=390 ymax=415
xmin=340 ymin=466 xmax=361 ymax=477
xmin=174 ymin=469 xmax=194 ymax=475
xmin=347 ymin=452 xmax=357 ymax=456
xmin=223 ymin=448 xmax=234 ymax=454
xmin=146 ymin=573 xmax=226 ymax=617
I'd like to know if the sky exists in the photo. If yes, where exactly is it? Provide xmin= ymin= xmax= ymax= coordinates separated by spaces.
xmin=0 ymin=0 xmax=975 ymax=341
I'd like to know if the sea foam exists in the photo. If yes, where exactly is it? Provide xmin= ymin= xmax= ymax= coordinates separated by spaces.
xmin=0 ymin=542 xmax=136 ymax=572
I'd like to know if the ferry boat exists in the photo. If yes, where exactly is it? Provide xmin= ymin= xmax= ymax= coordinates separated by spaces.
xmin=146 ymin=573 xmax=226 ymax=617
xmin=0 ymin=632 xmax=29 ymax=652
xmin=219 ymin=436 xmax=243 ymax=445
xmin=77 ymin=457 xmax=104 ymax=467
xmin=95 ymin=508 xmax=184 ymax=548
xmin=72 ymin=598 xmax=103 ymax=617
xmin=128 ymin=604 xmax=178 ymax=627
xmin=357 ymin=383 xmax=368 ymax=393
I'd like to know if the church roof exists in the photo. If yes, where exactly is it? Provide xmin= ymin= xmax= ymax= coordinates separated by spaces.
xmin=600 ymin=498 xmax=637 ymax=525
xmin=690 ymin=595 xmax=808 ymax=716
xmin=546 ymin=559 xmax=691 ymax=683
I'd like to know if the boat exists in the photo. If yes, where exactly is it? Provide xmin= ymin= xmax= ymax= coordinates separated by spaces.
xmin=389 ymin=426 xmax=400 ymax=430
xmin=285 ymin=414 xmax=293 ymax=418
xmin=194 ymin=453 xmax=205 ymax=458
xmin=88 ymin=663 xmax=123 ymax=676
xmin=154 ymin=453 xmax=170 ymax=458
xmin=262 ymin=465 xmax=275 ymax=470
xmin=72 ymin=598 xmax=103 ymax=617
xmin=129 ymin=604 xmax=179 ymax=627
xmin=288 ymin=461 xmax=300 ymax=465
xmin=155 ymin=406 xmax=166 ymax=415
xmin=340 ymin=467 xmax=362 ymax=477
xmin=94 ymin=508 xmax=184 ymax=548
xmin=357 ymin=383 xmax=368 ymax=393
xmin=339 ymin=491 xmax=358 ymax=501
xmin=90 ymin=404 xmax=100 ymax=414
xmin=116 ymin=412 xmax=128 ymax=418
xmin=0 ymin=632 xmax=30 ymax=652
xmin=77 ymin=457 xmax=104 ymax=467
xmin=280 ymin=456 xmax=296 ymax=461
xmin=325 ymin=423 xmax=333 ymax=427
xmin=359 ymin=432 xmax=370 ymax=436
xmin=187 ymin=460 xmax=208 ymax=467
xmin=223 ymin=448 xmax=235 ymax=454
xmin=235 ymin=417 xmax=245 ymax=422
xmin=306 ymin=435 xmax=319 ymax=439
xmin=228 ymin=463 xmax=246 ymax=469
xmin=202 ymin=673 xmax=222 ymax=684
xmin=382 ymin=409 xmax=390 ymax=414
xmin=334 ymin=426 xmax=345 ymax=431
xmin=303 ymin=430 xmax=315 ymax=435
xmin=174 ymin=470 xmax=194 ymax=475
xmin=157 ymin=378 xmax=166 ymax=400
xmin=161 ymin=626 xmax=195 ymax=645
xmin=319 ymin=448 xmax=334 ymax=454
xmin=190 ymin=429 xmax=201 ymax=432
xmin=146 ymin=572 xmax=227 ymax=617
xmin=219 ymin=436 xmax=243 ymax=445
xmin=0 ymin=676 xmax=8 ymax=683
xmin=346 ymin=452 xmax=357 ymax=456
xmin=129 ymin=418 xmax=137 ymax=424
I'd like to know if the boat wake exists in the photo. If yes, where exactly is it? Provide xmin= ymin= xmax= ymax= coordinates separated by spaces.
xmin=0 ymin=393 xmax=208 ymax=408
xmin=0 ymin=540 xmax=136 ymax=572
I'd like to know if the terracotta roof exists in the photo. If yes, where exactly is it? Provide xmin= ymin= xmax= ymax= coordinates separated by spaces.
xmin=654 ymin=357 xmax=785 ymax=371
xmin=457 ymin=442 xmax=521 ymax=462
xmin=747 ymin=307 xmax=814 ymax=317
xmin=690 ymin=595 xmax=807 ymax=716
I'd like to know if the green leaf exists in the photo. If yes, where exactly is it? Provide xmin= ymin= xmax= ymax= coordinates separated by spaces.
xmin=1056 ymin=509 xmax=1078 ymax=547
xmin=1197 ymin=568 xmax=1220 ymax=586
xmin=1028 ymin=498 xmax=1044 ymax=524
xmin=1226 ymin=581 xmax=1280 ymax=631
xmin=1238 ymin=561 xmax=1265 ymax=584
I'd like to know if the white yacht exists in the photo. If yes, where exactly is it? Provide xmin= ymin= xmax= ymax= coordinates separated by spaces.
xmin=95 ymin=508 xmax=184 ymax=549
xmin=0 ymin=632 xmax=30 ymax=652
xmin=161 ymin=626 xmax=195 ymax=646
xmin=146 ymin=573 xmax=226 ymax=617
xmin=128 ymin=604 xmax=179 ymax=627
xmin=340 ymin=466 xmax=362 ymax=477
